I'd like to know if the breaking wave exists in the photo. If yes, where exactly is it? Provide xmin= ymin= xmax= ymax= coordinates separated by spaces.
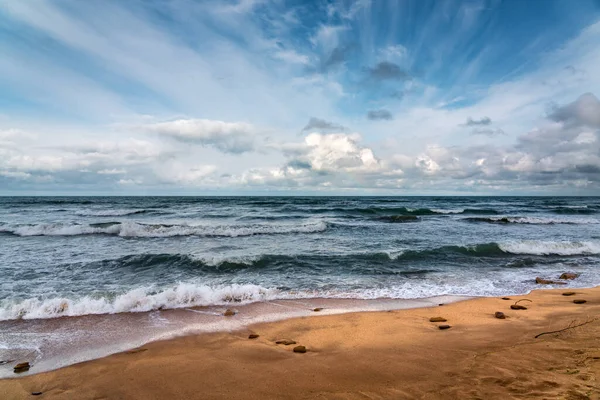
xmin=0 ymin=283 xmax=279 ymax=320
xmin=497 ymin=240 xmax=600 ymax=256
xmin=398 ymin=240 xmax=600 ymax=258
xmin=0 ymin=220 xmax=328 ymax=238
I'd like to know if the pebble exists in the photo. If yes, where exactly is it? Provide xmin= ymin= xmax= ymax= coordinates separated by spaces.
xmin=13 ymin=362 xmax=30 ymax=373
xmin=562 ymin=292 xmax=576 ymax=296
xmin=248 ymin=334 xmax=259 ymax=339
xmin=559 ymin=273 xmax=579 ymax=280
xmin=535 ymin=277 xmax=565 ymax=285
xmin=438 ymin=325 xmax=451 ymax=330
xmin=494 ymin=311 xmax=506 ymax=319
xmin=293 ymin=346 xmax=307 ymax=353
xmin=573 ymin=299 xmax=587 ymax=304
xmin=223 ymin=309 xmax=236 ymax=317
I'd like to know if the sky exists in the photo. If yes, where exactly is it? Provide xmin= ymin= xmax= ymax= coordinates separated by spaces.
xmin=1 ymin=0 xmax=600 ymax=195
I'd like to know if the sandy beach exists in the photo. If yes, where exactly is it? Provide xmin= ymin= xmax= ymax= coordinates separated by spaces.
xmin=1 ymin=286 xmax=599 ymax=400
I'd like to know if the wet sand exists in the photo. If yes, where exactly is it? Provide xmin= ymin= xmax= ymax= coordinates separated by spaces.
xmin=1 ymin=287 xmax=599 ymax=399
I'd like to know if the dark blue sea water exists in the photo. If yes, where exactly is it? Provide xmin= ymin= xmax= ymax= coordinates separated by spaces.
xmin=1 ymin=196 xmax=599 ymax=321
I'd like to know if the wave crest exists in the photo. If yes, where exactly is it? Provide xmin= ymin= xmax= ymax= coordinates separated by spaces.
xmin=0 ymin=220 xmax=328 ymax=238
xmin=0 ymin=283 xmax=277 ymax=320
xmin=498 ymin=240 xmax=600 ymax=255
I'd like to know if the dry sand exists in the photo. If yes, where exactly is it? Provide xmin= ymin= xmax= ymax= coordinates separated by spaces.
xmin=1 ymin=287 xmax=599 ymax=399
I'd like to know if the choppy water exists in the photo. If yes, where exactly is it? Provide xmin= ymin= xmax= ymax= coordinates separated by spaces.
xmin=1 ymin=196 xmax=599 ymax=321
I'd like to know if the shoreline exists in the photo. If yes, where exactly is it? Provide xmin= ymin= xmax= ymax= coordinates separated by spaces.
xmin=0 ymin=294 xmax=470 ymax=379
xmin=1 ymin=286 xmax=599 ymax=399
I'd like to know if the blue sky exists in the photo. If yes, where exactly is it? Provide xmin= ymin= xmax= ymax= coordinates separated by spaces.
xmin=1 ymin=0 xmax=600 ymax=195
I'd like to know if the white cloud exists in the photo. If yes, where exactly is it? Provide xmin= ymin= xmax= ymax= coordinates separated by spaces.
xmin=301 ymin=133 xmax=379 ymax=172
xmin=139 ymin=119 xmax=256 ymax=154
xmin=0 ymin=2 xmax=599 ymax=194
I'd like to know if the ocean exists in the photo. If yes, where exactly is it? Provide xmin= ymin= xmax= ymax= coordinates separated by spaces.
xmin=1 ymin=196 xmax=599 ymax=376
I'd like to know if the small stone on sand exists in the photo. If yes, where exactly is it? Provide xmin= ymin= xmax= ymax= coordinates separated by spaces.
xmin=13 ymin=362 xmax=30 ymax=373
xmin=510 ymin=305 xmax=527 ymax=310
xmin=494 ymin=312 xmax=506 ymax=319
xmin=562 ymin=292 xmax=576 ymax=296
xmin=248 ymin=334 xmax=259 ymax=339
xmin=32 ymin=392 xmax=42 ymax=396
xmin=275 ymin=339 xmax=296 ymax=345
xmin=573 ymin=299 xmax=587 ymax=304
xmin=535 ymin=277 xmax=565 ymax=285
xmin=223 ymin=309 xmax=236 ymax=317
xmin=429 ymin=317 xmax=447 ymax=322
xmin=501 ymin=297 xmax=511 ymax=300
xmin=559 ymin=273 xmax=579 ymax=280
xmin=438 ymin=325 xmax=451 ymax=330
xmin=313 ymin=308 xmax=323 ymax=312
xmin=293 ymin=346 xmax=307 ymax=353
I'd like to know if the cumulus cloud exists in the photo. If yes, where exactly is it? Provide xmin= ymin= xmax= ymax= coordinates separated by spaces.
xmin=548 ymin=92 xmax=600 ymax=127
xmin=367 ymin=109 xmax=393 ymax=120
xmin=139 ymin=119 xmax=256 ymax=154
xmin=385 ymin=93 xmax=600 ymax=191
xmin=234 ymin=132 xmax=391 ymax=189
xmin=366 ymin=61 xmax=411 ymax=81
xmin=0 ymin=137 xmax=172 ymax=188
xmin=297 ymin=133 xmax=379 ymax=172
xmin=302 ymin=117 xmax=346 ymax=132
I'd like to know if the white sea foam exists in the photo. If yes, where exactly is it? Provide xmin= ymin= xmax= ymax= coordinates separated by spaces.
xmin=430 ymin=208 xmax=465 ymax=214
xmin=0 ymin=283 xmax=279 ymax=320
xmin=1 ymin=220 xmax=328 ymax=238
xmin=194 ymin=254 xmax=264 ymax=266
xmin=4 ymin=223 xmax=122 ymax=236
xmin=1 ymin=266 xmax=598 ymax=321
xmin=499 ymin=240 xmax=600 ymax=255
